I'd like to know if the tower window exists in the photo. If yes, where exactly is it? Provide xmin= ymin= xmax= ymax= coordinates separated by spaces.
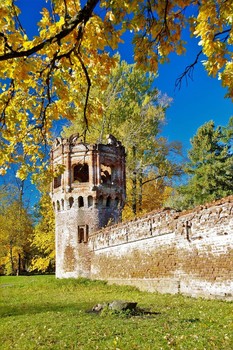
xmin=57 ymin=200 xmax=60 ymax=211
xmin=54 ymin=175 xmax=61 ymax=188
xmin=88 ymin=195 xmax=93 ymax=207
xmin=69 ymin=197 xmax=74 ymax=208
xmin=73 ymin=163 xmax=89 ymax=182
xmin=106 ymin=196 xmax=111 ymax=207
xmin=78 ymin=196 xmax=84 ymax=208
xmin=78 ymin=225 xmax=89 ymax=243
xmin=101 ymin=165 xmax=112 ymax=184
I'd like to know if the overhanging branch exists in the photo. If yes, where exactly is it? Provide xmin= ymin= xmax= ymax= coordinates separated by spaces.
xmin=0 ymin=0 xmax=99 ymax=62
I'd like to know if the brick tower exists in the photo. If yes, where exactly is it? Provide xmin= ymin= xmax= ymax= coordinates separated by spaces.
xmin=51 ymin=134 xmax=126 ymax=278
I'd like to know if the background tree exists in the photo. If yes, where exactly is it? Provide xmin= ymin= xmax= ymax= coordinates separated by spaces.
xmin=63 ymin=59 xmax=183 ymax=217
xmin=122 ymin=176 xmax=173 ymax=220
xmin=167 ymin=117 xmax=233 ymax=210
xmin=28 ymin=171 xmax=55 ymax=273
xmin=30 ymin=191 xmax=55 ymax=273
xmin=0 ymin=0 xmax=232 ymax=178
xmin=0 ymin=185 xmax=34 ymax=275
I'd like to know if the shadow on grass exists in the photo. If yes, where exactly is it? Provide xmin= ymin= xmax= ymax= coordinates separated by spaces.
xmin=0 ymin=302 xmax=86 ymax=319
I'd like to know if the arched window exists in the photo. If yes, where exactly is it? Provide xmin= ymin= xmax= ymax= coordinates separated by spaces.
xmin=57 ymin=200 xmax=60 ymax=211
xmin=78 ymin=225 xmax=89 ymax=243
xmin=69 ymin=197 xmax=74 ymax=208
xmin=73 ymin=163 xmax=89 ymax=182
xmin=78 ymin=196 xmax=84 ymax=208
xmin=106 ymin=196 xmax=111 ymax=207
xmin=88 ymin=196 xmax=93 ymax=207
xmin=100 ymin=165 xmax=112 ymax=184
xmin=61 ymin=199 xmax=64 ymax=210
xmin=54 ymin=175 xmax=61 ymax=188
xmin=78 ymin=227 xmax=85 ymax=243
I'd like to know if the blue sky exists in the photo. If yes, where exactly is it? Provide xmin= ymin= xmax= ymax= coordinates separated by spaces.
xmin=117 ymin=30 xmax=232 ymax=154
xmin=1 ymin=0 xmax=233 ymax=206
xmin=156 ymin=49 xmax=233 ymax=153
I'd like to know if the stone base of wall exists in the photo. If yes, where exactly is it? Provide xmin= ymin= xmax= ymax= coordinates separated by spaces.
xmin=104 ymin=277 xmax=233 ymax=301
xmin=180 ymin=277 xmax=233 ymax=300
xmin=106 ymin=278 xmax=180 ymax=295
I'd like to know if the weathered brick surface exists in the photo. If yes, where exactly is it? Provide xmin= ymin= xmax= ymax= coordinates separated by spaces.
xmin=89 ymin=197 xmax=233 ymax=300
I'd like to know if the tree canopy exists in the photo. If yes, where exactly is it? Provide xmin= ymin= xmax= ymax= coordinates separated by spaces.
xmin=63 ymin=58 xmax=183 ymax=216
xmin=0 ymin=0 xmax=232 ymax=179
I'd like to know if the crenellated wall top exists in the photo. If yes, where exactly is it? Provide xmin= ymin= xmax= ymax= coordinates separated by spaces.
xmin=89 ymin=196 xmax=233 ymax=250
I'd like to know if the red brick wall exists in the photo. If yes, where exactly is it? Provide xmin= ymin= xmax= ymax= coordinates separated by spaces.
xmin=89 ymin=196 xmax=233 ymax=300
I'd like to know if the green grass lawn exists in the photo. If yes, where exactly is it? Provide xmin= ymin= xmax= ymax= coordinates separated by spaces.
xmin=0 ymin=275 xmax=232 ymax=350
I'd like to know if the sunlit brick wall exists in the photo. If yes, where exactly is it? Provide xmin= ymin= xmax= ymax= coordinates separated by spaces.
xmin=89 ymin=196 xmax=233 ymax=300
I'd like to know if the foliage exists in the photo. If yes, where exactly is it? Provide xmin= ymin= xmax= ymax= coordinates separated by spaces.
xmin=0 ymin=186 xmax=34 ymax=275
xmin=30 ymin=190 xmax=55 ymax=273
xmin=0 ymin=183 xmax=19 ymax=208
xmin=0 ymin=0 xmax=232 ymax=178
xmin=63 ymin=58 xmax=183 ymax=216
xmin=0 ymin=275 xmax=232 ymax=349
xmin=131 ymin=178 xmax=173 ymax=215
xmin=62 ymin=56 xmax=167 ymax=139
xmin=122 ymin=177 xmax=173 ymax=220
xmin=168 ymin=117 xmax=233 ymax=210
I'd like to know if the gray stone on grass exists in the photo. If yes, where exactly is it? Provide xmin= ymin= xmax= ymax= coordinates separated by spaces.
xmin=108 ymin=300 xmax=137 ymax=312
xmin=90 ymin=300 xmax=137 ymax=314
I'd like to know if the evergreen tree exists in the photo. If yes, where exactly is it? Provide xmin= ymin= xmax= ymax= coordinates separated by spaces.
xmin=170 ymin=117 xmax=233 ymax=209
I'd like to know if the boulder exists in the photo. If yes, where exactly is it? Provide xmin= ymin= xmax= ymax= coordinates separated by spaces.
xmin=108 ymin=300 xmax=137 ymax=312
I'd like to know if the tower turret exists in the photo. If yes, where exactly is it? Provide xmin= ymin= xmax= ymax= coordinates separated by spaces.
xmin=51 ymin=134 xmax=126 ymax=278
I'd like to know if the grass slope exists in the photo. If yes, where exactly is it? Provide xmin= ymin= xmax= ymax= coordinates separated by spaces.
xmin=0 ymin=275 xmax=232 ymax=349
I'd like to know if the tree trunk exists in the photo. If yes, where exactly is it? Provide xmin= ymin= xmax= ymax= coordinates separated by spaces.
xmin=138 ymin=168 xmax=143 ymax=213
xmin=17 ymin=253 xmax=21 ymax=276
xmin=9 ymin=241 xmax=14 ymax=275
xmin=132 ymin=145 xmax=137 ymax=215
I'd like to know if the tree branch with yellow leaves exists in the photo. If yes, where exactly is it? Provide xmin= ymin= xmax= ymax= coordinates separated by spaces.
xmin=0 ymin=0 xmax=99 ymax=61
xmin=0 ymin=0 xmax=232 ymax=180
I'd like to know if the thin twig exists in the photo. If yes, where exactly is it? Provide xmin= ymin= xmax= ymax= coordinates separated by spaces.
xmin=0 ymin=79 xmax=15 ymax=127
xmin=12 ymin=0 xmax=26 ymax=35
xmin=175 ymin=50 xmax=202 ymax=90
xmin=75 ymin=24 xmax=91 ymax=139
xmin=76 ymin=53 xmax=91 ymax=139
xmin=175 ymin=28 xmax=230 ymax=89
